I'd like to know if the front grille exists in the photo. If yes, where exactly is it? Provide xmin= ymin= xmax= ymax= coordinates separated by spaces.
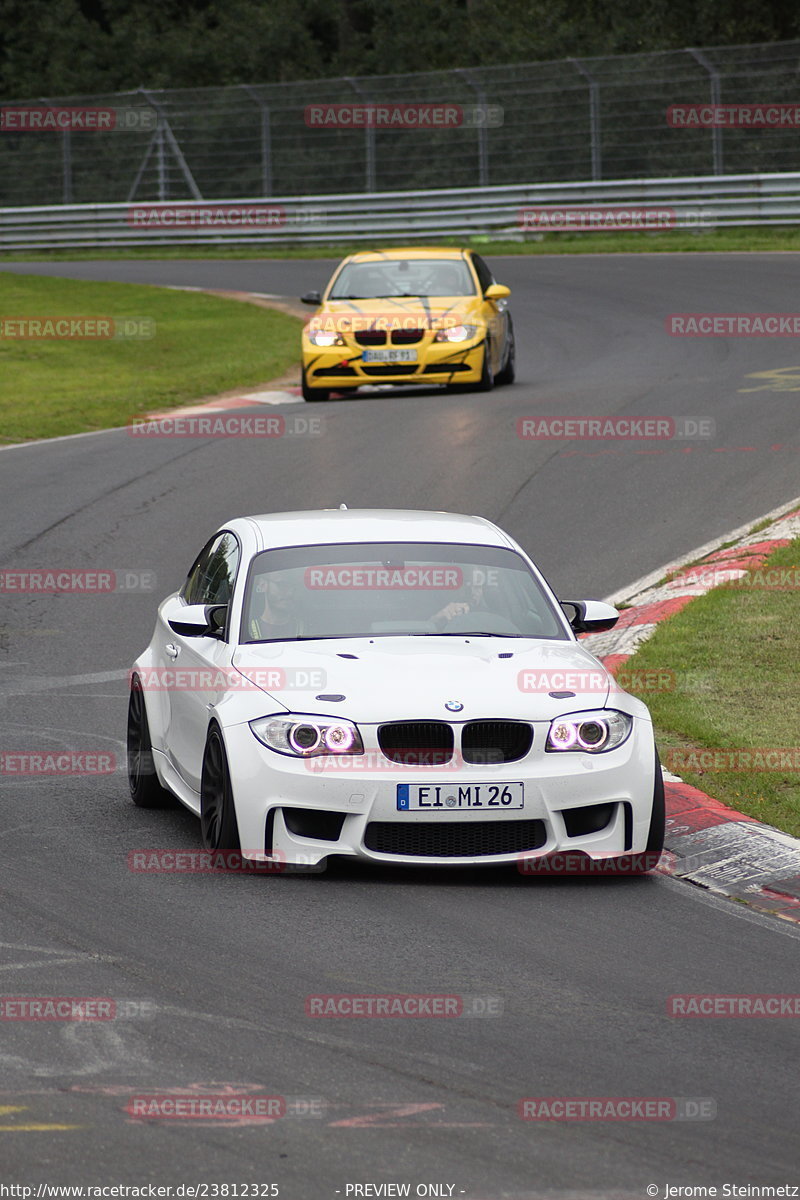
xmin=315 ymin=365 xmax=356 ymax=376
xmin=462 ymin=720 xmax=533 ymax=764
xmin=391 ymin=329 xmax=424 ymax=344
xmin=562 ymin=802 xmax=616 ymax=838
xmin=364 ymin=819 xmax=546 ymax=858
xmin=360 ymin=365 xmax=419 ymax=376
xmin=423 ymin=362 xmax=470 ymax=373
xmin=282 ymin=807 xmax=347 ymax=841
xmin=378 ymin=721 xmax=454 ymax=766
xmin=354 ymin=331 xmax=386 ymax=346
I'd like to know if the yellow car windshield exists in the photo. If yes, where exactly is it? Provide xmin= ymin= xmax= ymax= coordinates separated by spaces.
xmin=330 ymin=259 xmax=476 ymax=299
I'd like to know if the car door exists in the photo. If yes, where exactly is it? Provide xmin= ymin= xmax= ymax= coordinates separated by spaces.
xmin=472 ymin=252 xmax=508 ymax=372
xmin=166 ymin=531 xmax=241 ymax=793
xmin=144 ymin=538 xmax=222 ymax=757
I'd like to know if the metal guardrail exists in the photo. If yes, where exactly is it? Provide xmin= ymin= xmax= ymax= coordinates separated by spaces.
xmin=1 ymin=172 xmax=800 ymax=250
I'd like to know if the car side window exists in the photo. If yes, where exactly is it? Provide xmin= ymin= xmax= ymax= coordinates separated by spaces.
xmin=471 ymin=254 xmax=495 ymax=294
xmin=182 ymin=532 xmax=240 ymax=607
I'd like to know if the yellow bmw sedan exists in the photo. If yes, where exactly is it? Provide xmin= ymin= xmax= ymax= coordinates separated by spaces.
xmin=300 ymin=247 xmax=515 ymax=401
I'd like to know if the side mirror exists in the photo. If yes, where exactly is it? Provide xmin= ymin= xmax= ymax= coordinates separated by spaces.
xmin=561 ymin=599 xmax=619 ymax=635
xmin=485 ymin=283 xmax=510 ymax=301
xmin=301 ymin=290 xmax=322 ymax=306
xmin=168 ymin=603 xmax=228 ymax=639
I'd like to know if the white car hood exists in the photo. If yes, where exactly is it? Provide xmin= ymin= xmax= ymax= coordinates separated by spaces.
xmin=231 ymin=636 xmax=613 ymax=722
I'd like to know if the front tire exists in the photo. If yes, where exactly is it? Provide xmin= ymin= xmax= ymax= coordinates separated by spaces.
xmin=495 ymin=324 xmax=516 ymax=385
xmin=645 ymin=747 xmax=666 ymax=855
xmin=200 ymin=726 xmax=241 ymax=852
xmin=602 ymin=748 xmax=665 ymax=874
xmin=127 ymin=677 xmax=173 ymax=809
xmin=476 ymin=340 xmax=495 ymax=392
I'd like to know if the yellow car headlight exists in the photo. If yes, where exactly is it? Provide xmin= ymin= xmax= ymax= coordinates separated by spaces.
xmin=434 ymin=324 xmax=479 ymax=343
xmin=306 ymin=329 xmax=345 ymax=347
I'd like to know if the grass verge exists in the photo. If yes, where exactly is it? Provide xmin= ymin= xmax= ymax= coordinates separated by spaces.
xmin=620 ymin=536 xmax=800 ymax=837
xmin=4 ymin=225 xmax=800 ymax=262
xmin=0 ymin=273 xmax=302 ymax=444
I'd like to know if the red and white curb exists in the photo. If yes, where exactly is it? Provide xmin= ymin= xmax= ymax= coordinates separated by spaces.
xmin=584 ymin=499 xmax=800 ymax=922
xmin=145 ymin=383 xmax=394 ymax=421
xmin=146 ymin=386 xmax=303 ymax=420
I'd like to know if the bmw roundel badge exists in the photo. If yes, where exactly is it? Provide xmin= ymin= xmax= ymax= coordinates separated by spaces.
xmin=445 ymin=701 xmax=464 ymax=712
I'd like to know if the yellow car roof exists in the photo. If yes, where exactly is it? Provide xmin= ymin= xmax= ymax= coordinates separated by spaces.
xmin=345 ymin=247 xmax=470 ymax=262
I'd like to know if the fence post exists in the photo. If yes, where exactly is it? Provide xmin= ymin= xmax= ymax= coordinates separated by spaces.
xmin=456 ymin=69 xmax=490 ymax=187
xmin=241 ymin=85 xmax=272 ymax=196
xmin=687 ymin=48 xmax=723 ymax=175
xmin=62 ymin=129 xmax=73 ymax=203
xmin=137 ymin=88 xmax=203 ymax=201
xmin=156 ymin=122 xmax=166 ymax=201
xmin=570 ymin=59 xmax=602 ymax=181
xmin=346 ymin=77 xmax=375 ymax=192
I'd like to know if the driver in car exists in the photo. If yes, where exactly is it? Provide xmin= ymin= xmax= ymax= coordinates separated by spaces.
xmin=431 ymin=574 xmax=488 ymax=631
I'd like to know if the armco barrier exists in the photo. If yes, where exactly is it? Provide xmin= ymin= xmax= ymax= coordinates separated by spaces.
xmin=1 ymin=172 xmax=800 ymax=249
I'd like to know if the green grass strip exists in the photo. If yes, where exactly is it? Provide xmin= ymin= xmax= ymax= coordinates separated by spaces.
xmin=0 ymin=273 xmax=302 ymax=443
xmin=620 ymin=536 xmax=800 ymax=837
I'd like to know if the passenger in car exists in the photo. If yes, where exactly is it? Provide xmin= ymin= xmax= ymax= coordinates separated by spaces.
xmin=248 ymin=574 xmax=305 ymax=640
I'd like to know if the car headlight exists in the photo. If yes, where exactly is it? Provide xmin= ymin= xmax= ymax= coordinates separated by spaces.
xmin=434 ymin=324 xmax=479 ymax=343
xmin=545 ymin=709 xmax=632 ymax=753
xmin=306 ymin=329 xmax=345 ymax=347
xmin=249 ymin=713 xmax=364 ymax=758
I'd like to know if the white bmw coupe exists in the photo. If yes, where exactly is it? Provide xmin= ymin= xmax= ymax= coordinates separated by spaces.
xmin=128 ymin=508 xmax=664 ymax=873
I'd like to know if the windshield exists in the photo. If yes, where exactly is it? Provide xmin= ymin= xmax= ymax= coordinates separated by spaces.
xmin=240 ymin=542 xmax=568 ymax=643
xmin=328 ymin=259 xmax=476 ymax=300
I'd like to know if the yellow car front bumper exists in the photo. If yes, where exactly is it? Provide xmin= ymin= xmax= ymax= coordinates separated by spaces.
xmin=302 ymin=335 xmax=486 ymax=389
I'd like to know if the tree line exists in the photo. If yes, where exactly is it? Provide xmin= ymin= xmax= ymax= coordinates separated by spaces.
xmin=1 ymin=0 xmax=798 ymax=99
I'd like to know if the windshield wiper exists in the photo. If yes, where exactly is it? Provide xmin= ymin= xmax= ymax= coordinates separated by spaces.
xmin=245 ymin=634 xmax=352 ymax=643
xmin=411 ymin=631 xmax=526 ymax=638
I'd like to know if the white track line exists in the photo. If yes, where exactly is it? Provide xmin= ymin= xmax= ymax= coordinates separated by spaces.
xmin=604 ymin=492 xmax=800 ymax=605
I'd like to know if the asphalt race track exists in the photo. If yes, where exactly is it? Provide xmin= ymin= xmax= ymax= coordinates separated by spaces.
xmin=0 ymin=254 xmax=798 ymax=1194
